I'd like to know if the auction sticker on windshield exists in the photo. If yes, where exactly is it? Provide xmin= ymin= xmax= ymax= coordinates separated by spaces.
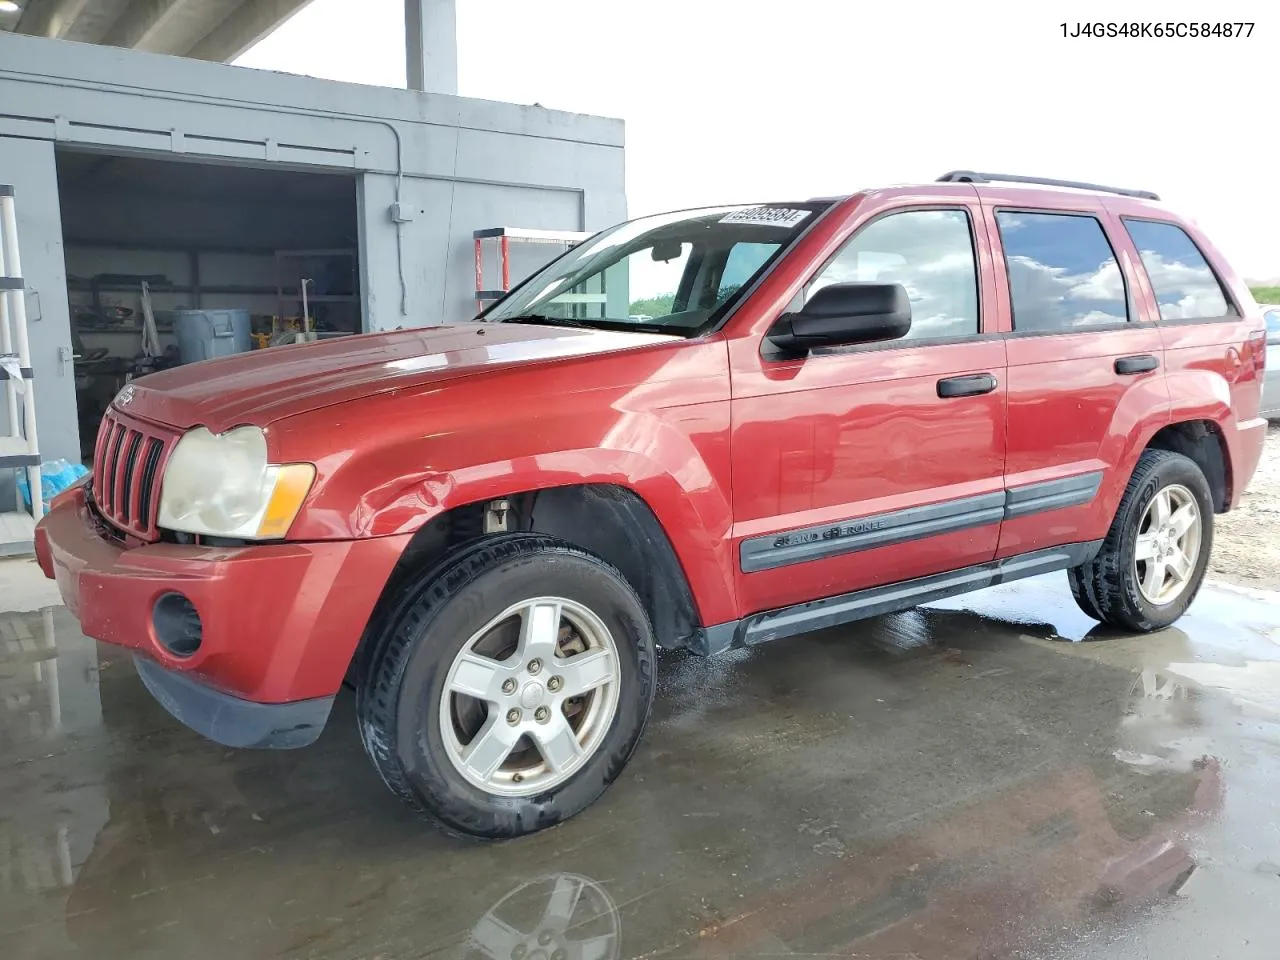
xmin=719 ymin=207 xmax=811 ymax=228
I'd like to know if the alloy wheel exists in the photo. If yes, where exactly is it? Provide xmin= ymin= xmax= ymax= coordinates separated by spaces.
xmin=440 ymin=597 xmax=621 ymax=797
xmin=1133 ymin=483 xmax=1202 ymax=605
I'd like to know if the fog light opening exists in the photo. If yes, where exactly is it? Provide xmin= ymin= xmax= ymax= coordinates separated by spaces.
xmin=153 ymin=593 xmax=203 ymax=658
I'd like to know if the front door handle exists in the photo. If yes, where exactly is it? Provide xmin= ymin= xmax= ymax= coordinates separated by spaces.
xmin=1115 ymin=354 xmax=1159 ymax=375
xmin=937 ymin=373 xmax=998 ymax=398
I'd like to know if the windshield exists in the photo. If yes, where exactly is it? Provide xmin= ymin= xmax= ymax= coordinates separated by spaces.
xmin=481 ymin=202 xmax=832 ymax=335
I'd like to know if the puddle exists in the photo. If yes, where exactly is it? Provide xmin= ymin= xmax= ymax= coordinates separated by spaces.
xmin=3 ymin=575 xmax=1280 ymax=959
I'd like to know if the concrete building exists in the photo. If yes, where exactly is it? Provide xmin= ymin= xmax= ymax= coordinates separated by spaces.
xmin=0 ymin=1 xmax=626 ymax=526
xmin=0 ymin=0 xmax=318 ymax=64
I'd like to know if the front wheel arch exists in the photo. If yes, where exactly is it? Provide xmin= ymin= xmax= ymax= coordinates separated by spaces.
xmin=356 ymin=533 xmax=658 ymax=839
xmin=346 ymin=483 xmax=705 ymax=691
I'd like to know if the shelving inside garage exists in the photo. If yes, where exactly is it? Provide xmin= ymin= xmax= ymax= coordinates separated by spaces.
xmin=63 ymin=242 xmax=359 ymax=343
xmin=55 ymin=150 xmax=363 ymax=460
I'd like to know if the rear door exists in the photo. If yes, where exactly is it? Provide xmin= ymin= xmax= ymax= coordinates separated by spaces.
xmin=729 ymin=198 xmax=1008 ymax=616
xmin=985 ymin=199 xmax=1167 ymax=558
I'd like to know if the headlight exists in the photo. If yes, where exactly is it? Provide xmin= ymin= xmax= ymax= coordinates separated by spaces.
xmin=157 ymin=426 xmax=315 ymax=539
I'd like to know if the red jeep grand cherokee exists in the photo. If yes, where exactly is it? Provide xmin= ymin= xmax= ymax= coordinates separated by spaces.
xmin=36 ymin=171 xmax=1269 ymax=839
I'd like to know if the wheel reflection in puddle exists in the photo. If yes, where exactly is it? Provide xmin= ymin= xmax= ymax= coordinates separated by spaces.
xmin=462 ymin=873 xmax=621 ymax=960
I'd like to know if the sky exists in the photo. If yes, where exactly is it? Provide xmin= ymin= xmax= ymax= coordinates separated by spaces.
xmin=235 ymin=0 xmax=1277 ymax=282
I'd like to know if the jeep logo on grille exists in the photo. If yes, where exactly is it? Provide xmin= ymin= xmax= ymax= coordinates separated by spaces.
xmin=116 ymin=385 xmax=136 ymax=407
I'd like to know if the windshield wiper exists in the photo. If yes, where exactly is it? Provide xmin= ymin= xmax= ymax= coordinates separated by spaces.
xmin=497 ymin=314 xmax=593 ymax=328
xmin=497 ymin=314 xmax=683 ymax=337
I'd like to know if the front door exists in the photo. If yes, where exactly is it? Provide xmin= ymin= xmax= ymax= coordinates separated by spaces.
xmin=729 ymin=200 xmax=1008 ymax=616
xmin=985 ymin=201 xmax=1167 ymax=558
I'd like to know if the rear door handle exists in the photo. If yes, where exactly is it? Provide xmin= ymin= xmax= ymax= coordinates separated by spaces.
xmin=937 ymin=373 xmax=998 ymax=398
xmin=1115 ymin=354 xmax=1159 ymax=375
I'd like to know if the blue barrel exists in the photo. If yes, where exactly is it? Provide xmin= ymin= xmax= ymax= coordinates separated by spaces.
xmin=173 ymin=309 xmax=252 ymax=364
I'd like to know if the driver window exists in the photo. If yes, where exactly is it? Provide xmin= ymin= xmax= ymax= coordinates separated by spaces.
xmin=807 ymin=208 xmax=980 ymax=341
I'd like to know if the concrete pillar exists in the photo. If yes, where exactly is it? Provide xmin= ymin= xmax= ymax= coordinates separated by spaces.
xmin=405 ymin=0 xmax=457 ymax=95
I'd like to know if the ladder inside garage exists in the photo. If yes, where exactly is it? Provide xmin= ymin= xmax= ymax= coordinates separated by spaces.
xmin=473 ymin=226 xmax=592 ymax=308
xmin=0 ymin=184 xmax=42 ymax=556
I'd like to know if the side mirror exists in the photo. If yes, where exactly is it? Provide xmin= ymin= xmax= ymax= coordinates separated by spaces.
xmin=767 ymin=282 xmax=911 ymax=354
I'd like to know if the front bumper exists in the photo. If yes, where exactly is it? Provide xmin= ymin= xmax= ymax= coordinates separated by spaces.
xmin=133 ymin=655 xmax=334 ymax=749
xmin=35 ymin=487 xmax=411 ymax=744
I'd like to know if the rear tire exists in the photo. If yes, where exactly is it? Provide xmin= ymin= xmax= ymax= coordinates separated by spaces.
xmin=1066 ymin=564 xmax=1106 ymax=622
xmin=1067 ymin=450 xmax=1213 ymax=632
xmin=357 ymin=534 xmax=656 ymax=840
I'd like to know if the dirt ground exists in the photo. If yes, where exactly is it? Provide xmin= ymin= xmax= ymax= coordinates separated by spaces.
xmin=1210 ymin=421 xmax=1280 ymax=591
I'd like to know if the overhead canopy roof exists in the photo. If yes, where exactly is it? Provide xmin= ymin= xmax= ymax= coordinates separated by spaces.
xmin=0 ymin=0 xmax=315 ymax=62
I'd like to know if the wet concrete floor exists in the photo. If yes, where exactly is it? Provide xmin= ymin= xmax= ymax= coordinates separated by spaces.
xmin=3 ymin=563 xmax=1279 ymax=960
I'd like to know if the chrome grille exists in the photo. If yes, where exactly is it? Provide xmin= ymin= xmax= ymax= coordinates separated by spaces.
xmin=92 ymin=409 xmax=177 ymax=540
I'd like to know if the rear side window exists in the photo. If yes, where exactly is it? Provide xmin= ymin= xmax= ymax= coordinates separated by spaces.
xmin=1122 ymin=218 xmax=1233 ymax=320
xmin=995 ymin=211 xmax=1129 ymax=332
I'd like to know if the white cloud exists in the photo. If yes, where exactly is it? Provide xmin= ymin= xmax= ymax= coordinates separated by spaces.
xmin=808 ymin=210 xmax=978 ymax=338
xmin=234 ymin=0 xmax=1279 ymax=281
xmin=1067 ymin=258 xmax=1126 ymax=302
xmin=1004 ymin=254 xmax=1127 ymax=330
xmin=1135 ymin=251 xmax=1230 ymax=319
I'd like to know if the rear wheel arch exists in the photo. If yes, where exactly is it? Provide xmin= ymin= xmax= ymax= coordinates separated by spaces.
xmin=1068 ymin=448 xmax=1213 ymax=631
xmin=1144 ymin=419 xmax=1231 ymax=512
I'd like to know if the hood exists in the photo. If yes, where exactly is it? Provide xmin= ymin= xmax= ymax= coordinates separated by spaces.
xmin=116 ymin=323 xmax=679 ymax=432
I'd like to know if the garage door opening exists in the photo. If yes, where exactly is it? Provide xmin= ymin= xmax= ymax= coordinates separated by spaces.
xmin=55 ymin=150 xmax=361 ymax=460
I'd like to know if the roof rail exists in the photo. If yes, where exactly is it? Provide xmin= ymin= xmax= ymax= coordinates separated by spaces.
xmin=936 ymin=170 xmax=1160 ymax=201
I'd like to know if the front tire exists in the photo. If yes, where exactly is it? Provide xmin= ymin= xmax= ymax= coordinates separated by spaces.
xmin=1068 ymin=450 xmax=1213 ymax=632
xmin=357 ymin=534 xmax=657 ymax=840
